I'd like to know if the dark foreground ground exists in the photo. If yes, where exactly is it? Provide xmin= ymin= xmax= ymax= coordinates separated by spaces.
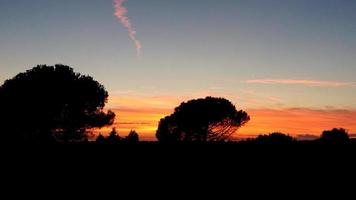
xmin=6 ymin=141 xmax=356 ymax=164
xmin=2 ymin=142 xmax=355 ymax=197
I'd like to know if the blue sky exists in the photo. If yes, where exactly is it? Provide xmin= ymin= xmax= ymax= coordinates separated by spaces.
xmin=1 ymin=0 xmax=356 ymax=109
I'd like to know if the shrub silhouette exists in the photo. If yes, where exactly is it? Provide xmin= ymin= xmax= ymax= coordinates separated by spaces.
xmin=156 ymin=97 xmax=250 ymax=142
xmin=253 ymin=132 xmax=295 ymax=145
xmin=320 ymin=128 xmax=350 ymax=144
xmin=96 ymin=134 xmax=107 ymax=144
xmin=94 ymin=129 xmax=140 ymax=144
xmin=0 ymin=64 xmax=115 ymax=143
xmin=107 ymin=128 xmax=121 ymax=144
xmin=124 ymin=130 xmax=140 ymax=143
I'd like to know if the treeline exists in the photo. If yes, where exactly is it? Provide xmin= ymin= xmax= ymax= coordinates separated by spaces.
xmin=96 ymin=129 xmax=139 ymax=144
xmin=91 ymin=128 xmax=354 ymax=145
xmin=239 ymin=128 xmax=353 ymax=145
xmin=0 ymin=64 xmax=353 ymax=145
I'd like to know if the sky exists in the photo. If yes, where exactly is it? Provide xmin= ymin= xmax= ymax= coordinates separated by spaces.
xmin=1 ymin=0 xmax=356 ymax=140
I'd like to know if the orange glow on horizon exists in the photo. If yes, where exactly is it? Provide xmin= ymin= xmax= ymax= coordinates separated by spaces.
xmin=238 ymin=108 xmax=356 ymax=138
xmin=97 ymin=96 xmax=356 ymax=141
xmin=97 ymin=108 xmax=171 ymax=140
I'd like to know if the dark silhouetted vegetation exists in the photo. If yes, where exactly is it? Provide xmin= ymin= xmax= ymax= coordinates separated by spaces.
xmin=242 ymin=132 xmax=296 ymax=145
xmin=94 ymin=129 xmax=140 ymax=144
xmin=156 ymin=97 xmax=250 ymax=142
xmin=0 ymin=65 xmax=355 ymax=147
xmin=319 ymin=128 xmax=350 ymax=144
xmin=0 ymin=65 xmax=115 ymax=143
xmin=124 ymin=130 xmax=140 ymax=143
xmin=95 ymin=134 xmax=107 ymax=144
xmin=107 ymin=128 xmax=121 ymax=144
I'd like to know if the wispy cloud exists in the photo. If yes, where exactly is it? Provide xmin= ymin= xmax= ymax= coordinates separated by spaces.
xmin=236 ymin=89 xmax=284 ymax=108
xmin=244 ymin=79 xmax=356 ymax=87
xmin=113 ymin=0 xmax=142 ymax=57
xmin=108 ymin=95 xmax=183 ymax=110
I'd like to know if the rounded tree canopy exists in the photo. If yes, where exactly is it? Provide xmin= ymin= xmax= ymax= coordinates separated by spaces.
xmin=0 ymin=64 xmax=115 ymax=143
xmin=156 ymin=97 xmax=250 ymax=142
xmin=320 ymin=128 xmax=350 ymax=144
xmin=254 ymin=133 xmax=295 ymax=144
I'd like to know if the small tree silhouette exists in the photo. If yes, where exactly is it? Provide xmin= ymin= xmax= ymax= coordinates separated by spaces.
xmin=156 ymin=97 xmax=250 ymax=142
xmin=125 ymin=130 xmax=140 ymax=144
xmin=320 ymin=128 xmax=350 ymax=144
xmin=107 ymin=128 xmax=121 ymax=144
xmin=0 ymin=64 xmax=115 ymax=143
xmin=96 ymin=134 xmax=106 ymax=144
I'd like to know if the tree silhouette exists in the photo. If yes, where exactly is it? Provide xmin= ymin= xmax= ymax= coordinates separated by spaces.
xmin=96 ymin=134 xmax=106 ymax=144
xmin=107 ymin=128 xmax=121 ymax=144
xmin=156 ymin=97 xmax=250 ymax=142
xmin=253 ymin=132 xmax=295 ymax=145
xmin=0 ymin=64 xmax=115 ymax=143
xmin=320 ymin=128 xmax=350 ymax=144
xmin=124 ymin=130 xmax=140 ymax=143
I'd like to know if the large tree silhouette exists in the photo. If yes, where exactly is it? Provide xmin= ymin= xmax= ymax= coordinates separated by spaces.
xmin=320 ymin=128 xmax=350 ymax=144
xmin=156 ymin=97 xmax=250 ymax=142
xmin=0 ymin=65 xmax=115 ymax=143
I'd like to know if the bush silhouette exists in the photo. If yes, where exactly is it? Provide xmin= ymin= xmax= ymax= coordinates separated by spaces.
xmin=107 ymin=128 xmax=121 ymax=144
xmin=320 ymin=128 xmax=350 ymax=144
xmin=94 ymin=129 xmax=140 ymax=144
xmin=124 ymin=130 xmax=140 ymax=143
xmin=252 ymin=132 xmax=295 ymax=145
xmin=156 ymin=97 xmax=250 ymax=142
xmin=96 ymin=134 xmax=107 ymax=144
xmin=0 ymin=64 xmax=115 ymax=143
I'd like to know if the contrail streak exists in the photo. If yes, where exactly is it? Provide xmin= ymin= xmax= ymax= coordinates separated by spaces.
xmin=113 ymin=0 xmax=142 ymax=57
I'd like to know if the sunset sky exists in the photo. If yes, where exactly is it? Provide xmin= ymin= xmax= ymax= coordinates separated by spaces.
xmin=1 ymin=0 xmax=356 ymax=140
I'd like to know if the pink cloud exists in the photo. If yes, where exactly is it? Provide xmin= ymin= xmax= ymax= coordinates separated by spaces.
xmin=245 ymin=79 xmax=356 ymax=87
